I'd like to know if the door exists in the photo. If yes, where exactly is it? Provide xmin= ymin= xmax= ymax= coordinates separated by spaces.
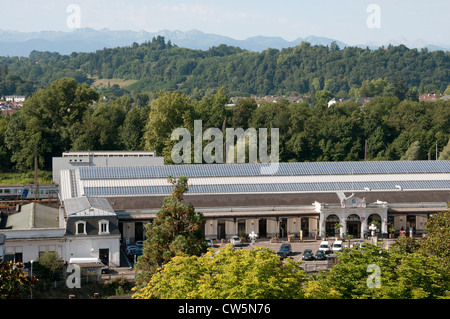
xmin=99 ymin=249 xmax=109 ymax=266
xmin=217 ymin=221 xmax=226 ymax=240
xmin=258 ymin=219 xmax=267 ymax=238
xmin=279 ymin=218 xmax=287 ymax=238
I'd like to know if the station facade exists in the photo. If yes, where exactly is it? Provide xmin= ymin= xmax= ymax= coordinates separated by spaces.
xmin=58 ymin=161 xmax=450 ymax=244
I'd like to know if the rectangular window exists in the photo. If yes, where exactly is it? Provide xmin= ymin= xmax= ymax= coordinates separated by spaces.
xmin=99 ymin=220 xmax=110 ymax=235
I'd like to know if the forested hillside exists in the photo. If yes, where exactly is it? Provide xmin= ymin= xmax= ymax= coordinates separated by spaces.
xmin=1 ymin=36 xmax=450 ymax=98
xmin=0 ymin=77 xmax=449 ymax=173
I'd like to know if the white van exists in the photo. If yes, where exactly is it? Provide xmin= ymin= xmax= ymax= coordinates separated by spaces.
xmin=69 ymin=257 xmax=109 ymax=274
xmin=332 ymin=240 xmax=343 ymax=253
xmin=318 ymin=241 xmax=331 ymax=254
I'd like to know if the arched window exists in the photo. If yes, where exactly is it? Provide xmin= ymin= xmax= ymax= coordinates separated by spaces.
xmin=75 ymin=220 xmax=87 ymax=235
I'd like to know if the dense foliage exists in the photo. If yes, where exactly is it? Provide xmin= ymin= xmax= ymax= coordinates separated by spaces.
xmin=0 ymin=76 xmax=449 ymax=172
xmin=134 ymin=176 xmax=207 ymax=286
xmin=0 ymin=260 xmax=38 ymax=299
xmin=1 ymin=37 xmax=450 ymax=98
xmin=133 ymin=211 xmax=450 ymax=299
xmin=133 ymin=245 xmax=306 ymax=299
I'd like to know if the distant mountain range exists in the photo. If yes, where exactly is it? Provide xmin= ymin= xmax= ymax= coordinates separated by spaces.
xmin=0 ymin=28 xmax=449 ymax=57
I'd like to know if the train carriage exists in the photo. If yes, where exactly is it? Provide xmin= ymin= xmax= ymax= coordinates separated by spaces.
xmin=0 ymin=184 xmax=59 ymax=200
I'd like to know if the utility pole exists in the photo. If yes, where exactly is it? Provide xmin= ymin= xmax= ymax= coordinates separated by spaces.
xmin=436 ymin=140 xmax=438 ymax=160
xmin=364 ymin=139 xmax=368 ymax=161
xmin=34 ymin=143 xmax=39 ymax=200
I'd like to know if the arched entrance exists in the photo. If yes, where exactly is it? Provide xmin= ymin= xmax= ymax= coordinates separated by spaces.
xmin=368 ymin=213 xmax=382 ymax=236
xmin=347 ymin=214 xmax=361 ymax=238
xmin=325 ymin=214 xmax=340 ymax=237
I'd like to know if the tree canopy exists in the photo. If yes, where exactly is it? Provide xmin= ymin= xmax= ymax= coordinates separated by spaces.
xmin=1 ymin=39 xmax=450 ymax=98
xmin=132 ymin=210 xmax=450 ymax=299
xmin=132 ymin=245 xmax=306 ymax=299
xmin=134 ymin=176 xmax=206 ymax=286
xmin=0 ymin=77 xmax=449 ymax=172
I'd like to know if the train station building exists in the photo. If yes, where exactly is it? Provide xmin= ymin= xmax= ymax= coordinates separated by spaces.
xmin=58 ymin=161 xmax=450 ymax=245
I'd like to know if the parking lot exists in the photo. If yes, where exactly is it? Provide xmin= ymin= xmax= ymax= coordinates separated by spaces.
xmin=116 ymin=237 xmax=396 ymax=278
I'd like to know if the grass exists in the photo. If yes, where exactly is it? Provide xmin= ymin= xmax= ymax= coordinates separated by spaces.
xmin=89 ymin=76 xmax=137 ymax=89
xmin=0 ymin=171 xmax=53 ymax=185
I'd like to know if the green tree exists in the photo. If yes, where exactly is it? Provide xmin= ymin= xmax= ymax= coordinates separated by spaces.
xmin=377 ymin=251 xmax=450 ymax=299
xmin=438 ymin=139 xmax=450 ymax=160
xmin=419 ymin=210 xmax=450 ymax=263
xmin=119 ymin=106 xmax=146 ymax=150
xmin=400 ymin=140 xmax=421 ymax=160
xmin=143 ymin=91 xmax=194 ymax=162
xmin=0 ymin=260 xmax=38 ymax=299
xmin=134 ymin=176 xmax=206 ymax=286
xmin=230 ymin=98 xmax=257 ymax=129
xmin=316 ymin=242 xmax=450 ymax=299
xmin=133 ymin=245 xmax=306 ymax=299
xmin=36 ymin=251 xmax=64 ymax=281
xmin=4 ymin=77 xmax=99 ymax=171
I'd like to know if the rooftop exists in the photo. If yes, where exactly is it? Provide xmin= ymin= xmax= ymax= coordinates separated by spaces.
xmin=64 ymin=196 xmax=116 ymax=217
xmin=59 ymin=161 xmax=450 ymax=201
xmin=1 ymin=203 xmax=60 ymax=230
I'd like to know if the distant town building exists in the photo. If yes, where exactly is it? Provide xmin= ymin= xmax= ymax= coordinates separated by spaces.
xmin=419 ymin=93 xmax=437 ymax=102
xmin=328 ymin=97 xmax=351 ymax=108
xmin=3 ymin=95 xmax=26 ymax=103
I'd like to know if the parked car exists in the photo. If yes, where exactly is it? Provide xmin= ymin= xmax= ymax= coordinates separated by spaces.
xmin=302 ymin=249 xmax=314 ymax=261
xmin=135 ymin=240 xmax=144 ymax=248
xmin=125 ymin=245 xmax=142 ymax=260
xmin=276 ymin=251 xmax=288 ymax=259
xmin=230 ymin=236 xmax=242 ymax=247
xmin=319 ymin=241 xmax=331 ymax=254
xmin=278 ymin=243 xmax=292 ymax=256
xmin=315 ymin=250 xmax=327 ymax=260
xmin=332 ymin=240 xmax=343 ymax=253
xmin=205 ymin=238 xmax=213 ymax=247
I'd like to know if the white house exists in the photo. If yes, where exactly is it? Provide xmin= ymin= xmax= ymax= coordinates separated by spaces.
xmin=63 ymin=196 xmax=121 ymax=267
xmin=0 ymin=197 xmax=121 ymax=268
xmin=0 ymin=202 xmax=66 ymax=263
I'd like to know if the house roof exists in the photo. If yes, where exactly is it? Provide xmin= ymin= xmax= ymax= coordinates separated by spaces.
xmin=64 ymin=196 xmax=116 ymax=217
xmin=1 ymin=203 xmax=59 ymax=229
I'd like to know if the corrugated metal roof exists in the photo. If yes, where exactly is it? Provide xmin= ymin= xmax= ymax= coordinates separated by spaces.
xmin=83 ymin=180 xmax=450 ymax=197
xmin=3 ymin=203 xmax=59 ymax=229
xmin=80 ymin=173 xmax=449 ymax=189
xmin=78 ymin=161 xmax=450 ymax=180
xmin=64 ymin=196 xmax=116 ymax=217
xmin=60 ymin=161 xmax=450 ymax=200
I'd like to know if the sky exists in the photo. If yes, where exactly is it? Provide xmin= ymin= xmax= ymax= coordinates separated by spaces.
xmin=1 ymin=0 xmax=449 ymax=46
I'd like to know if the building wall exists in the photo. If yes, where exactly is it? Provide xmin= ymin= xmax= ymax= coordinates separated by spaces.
xmin=3 ymin=238 xmax=66 ymax=264
xmin=65 ymin=235 xmax=121 ymax=267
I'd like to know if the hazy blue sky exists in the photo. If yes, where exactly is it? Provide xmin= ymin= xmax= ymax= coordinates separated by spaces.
xmin=1 ymin=0 xmax=449 ymax=45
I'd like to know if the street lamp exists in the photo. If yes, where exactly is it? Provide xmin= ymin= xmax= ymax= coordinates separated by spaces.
xmin=369 ymin=224 xmax=377 ymax=243
xmin=30 ymin=260 xmax=34 ymax=299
